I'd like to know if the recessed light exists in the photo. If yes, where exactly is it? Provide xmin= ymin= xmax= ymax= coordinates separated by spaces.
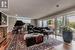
xmin=56 ymin=5 xmax=59 ymax=7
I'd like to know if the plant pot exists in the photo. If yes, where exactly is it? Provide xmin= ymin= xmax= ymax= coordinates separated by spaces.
xmin=63 ymin=31 xmax=73 ymax=43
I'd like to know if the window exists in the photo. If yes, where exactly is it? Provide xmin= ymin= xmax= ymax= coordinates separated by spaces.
xmin=16 ymin=17 xmax=31 ymax=23
xmin=37 ymin=20 xmax=43 ymax=27
xmin=43 ymin=20 xmax=48 ymax=27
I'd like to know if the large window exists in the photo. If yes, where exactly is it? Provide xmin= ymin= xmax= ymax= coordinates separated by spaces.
xmin=55 ymin=16 xmax=64 ymax=36
xmin=43 ymin=20 xmax=48 ymax=27
xmin=68 ymin=16 xmax=75 ymax=29
xmin=16 ymin=17 xmax=31 ymax=23
xmin=67 ymin=16 xmax=75 ymax=40
xmin=37 ymin=20 xmax=43 ymax=27
xmin=37 ymin=20 xmax=48 ymax=27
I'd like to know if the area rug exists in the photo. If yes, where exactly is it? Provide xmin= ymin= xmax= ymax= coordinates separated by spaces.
xmin=7 ymin=35 xmax=63 ymax=50
xmin=28 ymin=37 xmax=63 ymax=50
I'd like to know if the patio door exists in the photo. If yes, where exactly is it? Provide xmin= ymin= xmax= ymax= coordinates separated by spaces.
xmin=55 ymin=16 xmax=66 ymax=36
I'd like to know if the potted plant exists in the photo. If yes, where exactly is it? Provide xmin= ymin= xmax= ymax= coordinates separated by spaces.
xmin=48 ymin=19 xmax=51 ymax=25
xmin=62 ymin=26 xmax=73 ymax=43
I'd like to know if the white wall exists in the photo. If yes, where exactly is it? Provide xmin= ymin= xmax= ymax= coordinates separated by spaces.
xmin=7 ymin=17 xmax=17 ymax=32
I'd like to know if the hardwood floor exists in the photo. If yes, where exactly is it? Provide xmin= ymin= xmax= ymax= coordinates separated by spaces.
xmin=1 ymin=34 xmax=75 ymax=50
xmin=52 ymin=41 xmax=75 ymax=50
xmin=0 ymin=32 xmax=13 ymax=50
xmin=47 ymin=35 xmax=75 ymax=50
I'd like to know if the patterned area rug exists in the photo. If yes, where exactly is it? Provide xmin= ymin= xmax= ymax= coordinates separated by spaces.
xmin=7 ymin=34 xmax=63 ymax=50
xmin=28 ymin=37 xmax=63 ymax=50
xmin=7 ymin=34 xmax=26 ymax=50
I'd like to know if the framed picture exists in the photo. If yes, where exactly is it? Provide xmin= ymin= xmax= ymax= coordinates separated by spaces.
xmin=1 ymin=13 xmax=7 ymax=25
xmin=0 ymin=12 xmax=7 ymax=25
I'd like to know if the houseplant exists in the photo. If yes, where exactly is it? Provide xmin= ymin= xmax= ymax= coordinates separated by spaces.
xmin=62 ymin=26 xmax=73 ymax=43
xmin=48 ymin=19 xmax=51 ymax=25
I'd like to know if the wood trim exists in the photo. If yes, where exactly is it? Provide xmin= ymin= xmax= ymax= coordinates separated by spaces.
xmin=0 ymin=25 xmax=8 ymax=27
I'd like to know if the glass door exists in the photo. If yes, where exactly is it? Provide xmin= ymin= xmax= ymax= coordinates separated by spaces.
xmin=67 ymin=16 xmax=75 ymax=40
xmin=55 ymin=16 xmax=64 ymax=36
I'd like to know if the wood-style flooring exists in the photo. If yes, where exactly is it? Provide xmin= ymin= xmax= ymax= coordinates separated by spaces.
xmin=0 ymin=34 xmax=75 ymax=50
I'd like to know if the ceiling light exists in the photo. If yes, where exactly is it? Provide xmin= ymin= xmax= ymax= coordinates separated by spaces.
xmin=56 ymin=5 xmax=59 ymax=7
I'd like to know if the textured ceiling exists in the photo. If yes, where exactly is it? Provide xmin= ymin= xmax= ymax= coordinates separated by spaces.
xmin=2 ymin=0 xmax=75 ymax=19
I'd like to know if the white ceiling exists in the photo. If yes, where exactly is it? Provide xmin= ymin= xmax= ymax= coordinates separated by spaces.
xmin=2 ymin=0 xmax=75 ymax=19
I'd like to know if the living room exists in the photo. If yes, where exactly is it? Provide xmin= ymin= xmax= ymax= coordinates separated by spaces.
xmin=0 ymin=0 xmax=75 ymax=50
